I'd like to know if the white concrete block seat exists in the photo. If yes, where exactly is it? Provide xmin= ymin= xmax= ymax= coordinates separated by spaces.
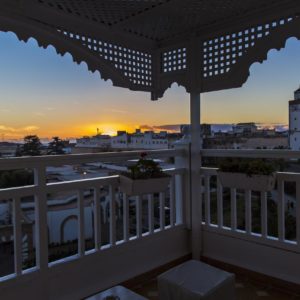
xmin=158 ymin=260 xmax=236 ymax=300
xmin=85 ymin=285 xmax=147 ymax=300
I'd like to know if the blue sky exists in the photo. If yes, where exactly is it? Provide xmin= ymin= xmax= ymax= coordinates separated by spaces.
xmin=0 ymin=32 xmax=299 ymax=139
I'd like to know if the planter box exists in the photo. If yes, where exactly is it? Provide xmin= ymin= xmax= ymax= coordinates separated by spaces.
xmin=119 ymin=175 xmax=170 ymax=196
xmin=218 ymin=172 xmax=276 ymax=192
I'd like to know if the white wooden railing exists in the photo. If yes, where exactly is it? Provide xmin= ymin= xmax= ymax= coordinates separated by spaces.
xmin=0 ymin=149 xmax=190 ymax=300
xmin=1 ymin=147 xmax=300 ymax=299
xmin=200 ymin=149 xmax=300 ymax=285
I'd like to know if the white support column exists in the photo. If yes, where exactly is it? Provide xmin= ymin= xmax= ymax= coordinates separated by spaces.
xmin=190 ymin=92 xmax=202 ymax=259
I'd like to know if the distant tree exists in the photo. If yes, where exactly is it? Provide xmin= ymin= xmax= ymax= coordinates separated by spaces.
xmin=18 ymin=135 xmax=42 ymax=156
xmin=47 ymin=136 xmax=65 ymax=155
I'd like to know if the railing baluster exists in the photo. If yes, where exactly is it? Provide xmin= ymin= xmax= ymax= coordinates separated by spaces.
xmin=245 ymin=190 xmax=252 ymax=234
xmin=277 ymin=178 xmax=285 ymax=242
xmin=109 ymin=185 xmax=116 ymax=246
xmin=160 ymin=192 xmax=165 ymax=231
xmin=94 ymin=187 xmax=101 ymax=250
xmin=123 ymin=193 xmax=129 ymax=242
xmin=148 ymin=194 xmax=154 ymax=234
xmin=136 ymin=195 xmax=142 ymax=238
xmin=231 ymin=188 xmax=237 ymax=231
xmin=296 ymin=180 xmax=300 ymax=247
xmin=34 ymin=166 xmax=48 ymax=271
xmin=261 ymin=191 xmax=268 ymax=238
xmin=205 ymin=175 xmax=211 ymax=226
xmin=175 ymin=174 xmax=184 ymax=225
xmin=170 ymin=176 xmax=176 ymax=227
xmin=217 ymin=178 xmax=223 ymax=228
xmin=78 ymin=189 xmax=85 ymax=257
xmin=13 ymin=197 xmax=22 ymax=276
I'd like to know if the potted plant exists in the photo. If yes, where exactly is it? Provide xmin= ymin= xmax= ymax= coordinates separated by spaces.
xmin=217 ymin=158 xmax=276 ymax=191
xmin=119 ymin=152 xmax=170 ymax=195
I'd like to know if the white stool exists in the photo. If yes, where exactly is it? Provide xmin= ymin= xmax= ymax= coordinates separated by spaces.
xmin=158 ymin=260 xmax=236 ymax=300
xmin=86 ymin=285 xmax=147 ymax=300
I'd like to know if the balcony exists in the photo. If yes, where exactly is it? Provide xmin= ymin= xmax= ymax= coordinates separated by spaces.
xmin=0 ymin=147 xmax=299 ymax=299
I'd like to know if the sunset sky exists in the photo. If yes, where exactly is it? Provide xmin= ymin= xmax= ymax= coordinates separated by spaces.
xmin=0 ymin=32 xmax=300 ymax=140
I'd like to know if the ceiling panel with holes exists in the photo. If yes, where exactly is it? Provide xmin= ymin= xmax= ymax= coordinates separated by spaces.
xmin=34 ymin=0 xmax=297 ymax=43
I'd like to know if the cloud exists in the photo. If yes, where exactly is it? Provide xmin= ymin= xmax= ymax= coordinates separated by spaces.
xmin=104 ymin=108 xmax=129 ymax=114
xmin=34 ymin=112 xmax=46 ymax=117
xmin=0 ymin=109 xmax=11 ymax=113
xmin=0 ymin=125 xmax=15 ymax=131
xmin=0 ymin=125 xmax=39 ymax=133
xmin=139 ymin=124 xmax=181 ymax=133
xmin=22 ymin=126 xmax=39 ymax=132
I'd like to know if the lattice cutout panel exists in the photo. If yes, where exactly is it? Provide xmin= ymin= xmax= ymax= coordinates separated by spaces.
xmin=162 ymin=48 xmax=187 ymax=73
xmin=202 ymin=16 xmax=294 ymax=78
xmin=58 ymin=29 xmax=152 ymax=86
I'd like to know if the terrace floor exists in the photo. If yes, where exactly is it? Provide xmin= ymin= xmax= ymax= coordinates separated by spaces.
xmin=133 ymin=275 xmax=300 ymax=300
xmin=123 ymin=257 xmax=300 ymax=300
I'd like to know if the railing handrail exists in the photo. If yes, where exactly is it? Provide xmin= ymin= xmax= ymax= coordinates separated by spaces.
xmin=201 ymin=149 xmax=300 ymax=159
xmin=0 ymin=149 xmax=182 ymax=170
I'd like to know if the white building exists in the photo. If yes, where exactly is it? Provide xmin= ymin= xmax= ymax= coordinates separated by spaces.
xmin=76 ymin=135 xmax=111 ymax=149
xmin=233 ymin=123 xmax=257 ymax=135
xmin=289 ymin=88 xmax=300 ymax=150
xmin=111 ymin=131 xmax=130 ymax=149
xmin=130 ymin=130 xmax=169 ymax=149
xmin=76 ymin=130 xmax=170 ymax=151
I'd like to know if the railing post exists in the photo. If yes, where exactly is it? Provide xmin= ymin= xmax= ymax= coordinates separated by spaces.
xmin=169 ymin=176 xmax=176 ymax=227
xmin=204 ymin=175 xmax=211 ymax=226
xmin=231 ymin=188 xmax=237 ymax=231
xmin=159 ymin=192 xmax=166 ymax=231
xmin=94 ymin=188 xmax=102 ymax=250
xmin=296 ymin=180 xmax=300 ymax=248
xmin=245 ymin=190 xmax=252 ymax=234
xmin=174 ymin=142 xmax=190 ymax=227
xmin=148 ymin=194 xmax=154 ymax=234
xmin=13 ymin=197 xmax=22 ymax=276
xmin=136 ymin=195 xmax=143 ymax=237
xmin=277 ymin=178 xmax=285 ymax=242
xmin=123 ymin=193 xmax=130 ymax=242
xmin=109 ymin=185 xmax=116 ymax=246
xmin=34 ymin=166 xmax=48 ymax=271
xmin=217 ymin=178 xmax=223 ymax=228
xmin=78 ymin=189 xmax=85 ymax=257
xmin=261 ymin=191 xmax=268 ymax=239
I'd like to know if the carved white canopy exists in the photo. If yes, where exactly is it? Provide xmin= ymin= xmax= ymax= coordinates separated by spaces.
xmin=1 ymin=0 xmax=300 ymax=99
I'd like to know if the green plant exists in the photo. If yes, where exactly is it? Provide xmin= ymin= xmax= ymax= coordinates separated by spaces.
xmin=122 ymin=152 xmax=168 ymax=179
xmin=219 ymin=158 xmax=276 ymax=177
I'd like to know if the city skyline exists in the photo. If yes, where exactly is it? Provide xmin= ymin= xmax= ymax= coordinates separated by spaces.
xmin=0 ymin=32 xmax=300 ymax=139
